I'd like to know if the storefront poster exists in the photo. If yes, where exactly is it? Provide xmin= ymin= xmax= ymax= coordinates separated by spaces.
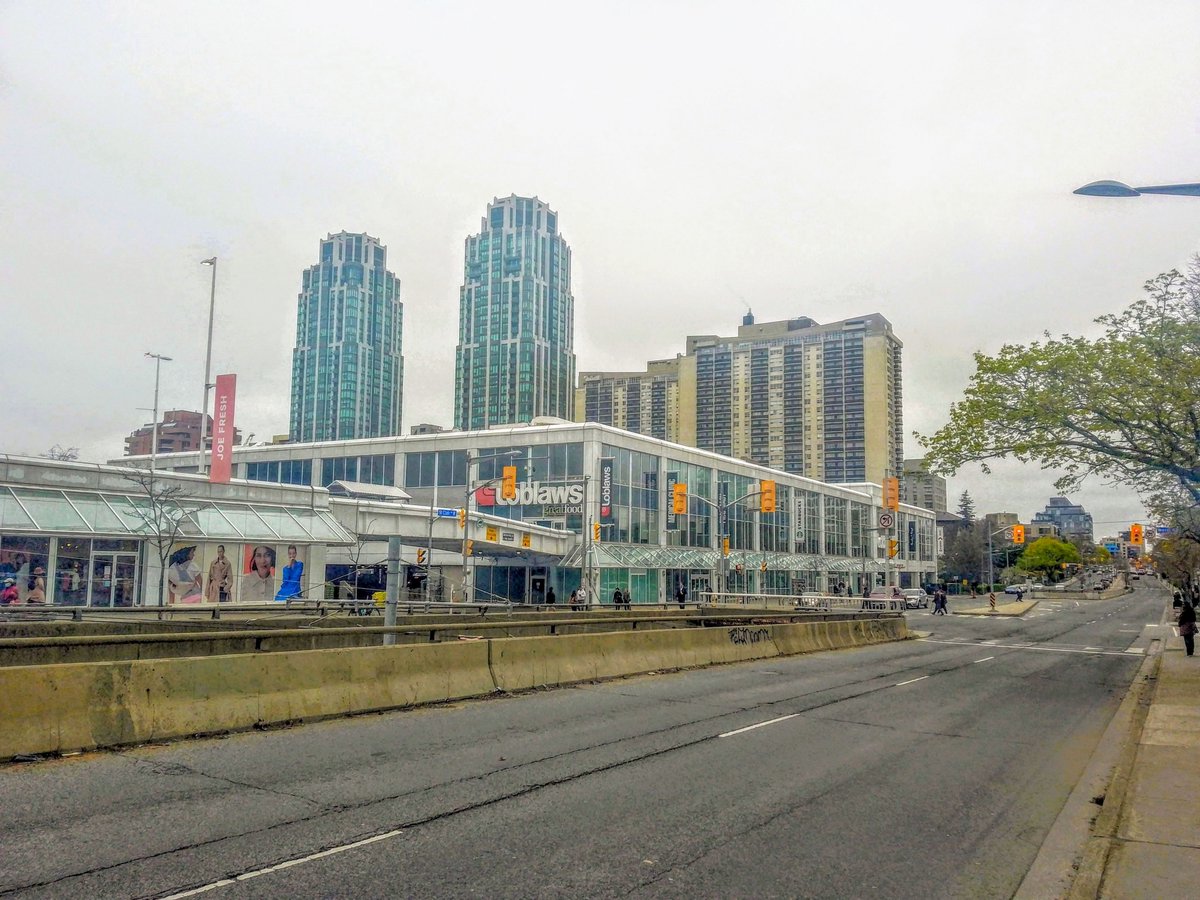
xmin=242 ymin=543 xmax=275 ymax=602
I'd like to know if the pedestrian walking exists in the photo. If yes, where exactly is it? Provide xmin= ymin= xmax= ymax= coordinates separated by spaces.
xmin=622 ymin=587 xmax=631 ymax=610
xmin=1178 ymin=600 xmax=1197 ymax=657
xmin=546 ymin=586 xmax=556 ymax=605
xmin=612 ymin=587 xmax=623 ymax=608
xmin=568 ymin=589 xmax=578 ymax=611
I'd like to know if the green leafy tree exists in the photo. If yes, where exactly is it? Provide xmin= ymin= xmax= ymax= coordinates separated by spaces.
xmin=942 ymin=523 xmax=986 ymax=585
xmin=918 ymin=263 xmax=1200 ymax=505
xmin=1152 ymin=536 xmax=1200 ymax=603
xmin=1017 ymin=536 xmax=1081 ymax=581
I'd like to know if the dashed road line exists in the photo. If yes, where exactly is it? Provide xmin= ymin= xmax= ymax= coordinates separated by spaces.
xmin=719 ymin=714 xmax=799 ymax=738
xmin=895 ymin=676 xmax=930 ymax=686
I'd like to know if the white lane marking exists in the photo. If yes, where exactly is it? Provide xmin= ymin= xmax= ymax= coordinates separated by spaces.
xmin=719 ymin=713 xmax=799 ymax=738
xmin=1118 ymin=630 xmax=1139 ymax=633
xmin=160 ymin=828 xmax=407 ymax=898
xmin=1084 ymin=647 xmax=1103 ymax=651
xmin=1124 ymin=648 xmax=1144 ymax=654
xmin=980 ymin=640 xmax=998 ymax=645
xmin=895 ymin=676 xmax=930 ymax=686
xmin=919 ymin=639 xmax=1141 ymax=657
xmin=974 ymin=657 xmax=995 ymax=663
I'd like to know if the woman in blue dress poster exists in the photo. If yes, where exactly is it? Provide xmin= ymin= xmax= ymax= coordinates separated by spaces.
xmin=275 ymin=544 xmax=304 ymax=601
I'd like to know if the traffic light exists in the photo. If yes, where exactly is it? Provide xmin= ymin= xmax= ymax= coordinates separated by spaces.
xmin=464 ymin=539 xmax=474 ymax=557
xmin=593 ymin=522 xmax=601 ymax=541
xmin=1012 ymin=524 xmax=1025 ymax=544
xmin=884 ymin=477 xmax=900 ymax=511
xmin=888 ymin=539 xmax=899 ymax=558
xmin=722 ymin=537 xmax=730 ymax=556
xmin=760 ymin=560 xmax=767 ymax=573
xmin=759 ymin=479 xmax=776 ymax=514
xmin=501 ymin=465 xmax=517 ymax=501
xmin=457 ymin=507 xmax=466 ymax=528
xmin=416 ymin=548 xmax=426 ymax=565
xmin=1130 ymin=523 xmax=1144 ymax=545
xmin=672 ymin=482 xmax=688 ymax=515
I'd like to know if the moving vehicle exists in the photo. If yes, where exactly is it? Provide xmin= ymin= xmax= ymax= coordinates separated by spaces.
xmin=1004 ymin=583 xmax=1031 ymax=595
xmin=903 ymin=588 xmax=930 ymax=608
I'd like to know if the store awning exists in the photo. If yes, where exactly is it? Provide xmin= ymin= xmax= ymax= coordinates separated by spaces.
xmin=0 ymin=485 xmax=355 ymax=544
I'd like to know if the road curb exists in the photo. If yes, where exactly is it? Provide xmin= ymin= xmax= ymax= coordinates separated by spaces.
xmin=1015 ymin=637 xmax=1161 ymax=899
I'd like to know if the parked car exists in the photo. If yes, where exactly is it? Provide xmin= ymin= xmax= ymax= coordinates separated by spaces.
xmin=1004 ymin=584 xmax=1031 ymax=595
xmin=1031 ymin=582 xmax=1045 ymax=590
xmin=903 ymin=589 xmax=930 ymax=609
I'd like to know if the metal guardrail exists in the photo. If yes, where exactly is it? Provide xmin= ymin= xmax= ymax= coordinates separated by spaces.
xmin=698 ymin=592 xmax=909 ymax=613
xmin=0 ymin=607 xmax=903 ymax=653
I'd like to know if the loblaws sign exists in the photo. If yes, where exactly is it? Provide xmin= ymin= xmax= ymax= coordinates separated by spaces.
xmin=477 ymin=480 xmax=585 ymax=516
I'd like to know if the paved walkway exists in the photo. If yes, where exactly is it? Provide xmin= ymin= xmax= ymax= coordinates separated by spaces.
xmin=1073 ymin=627 xmax=1200 ymax=898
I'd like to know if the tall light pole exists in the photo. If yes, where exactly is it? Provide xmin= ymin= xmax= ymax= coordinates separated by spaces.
xmin=462 ymin=449 xmax=521 ymax=602
xmin=145 ymin=352 xmax=172 ymax=474
xmin=199 ymin=257 xmax=218 ymax=474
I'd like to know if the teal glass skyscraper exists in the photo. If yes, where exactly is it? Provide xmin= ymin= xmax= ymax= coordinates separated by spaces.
xmin=289 ymin=232 xmax=404 ymax=444
xmin=454 ymin=195 xmax=575 ymax=430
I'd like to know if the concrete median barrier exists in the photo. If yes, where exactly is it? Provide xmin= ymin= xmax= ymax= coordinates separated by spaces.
xmin=0 ymin=615 xmax=906 ymax=761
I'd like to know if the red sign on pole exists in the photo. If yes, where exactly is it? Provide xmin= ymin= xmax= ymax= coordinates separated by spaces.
xmin=210 ymin=374 xmax=237 ymax=484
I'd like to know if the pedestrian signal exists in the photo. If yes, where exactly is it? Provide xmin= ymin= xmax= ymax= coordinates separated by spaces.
xmin=759 ymin=479 xmax=776 ymax=514
xmin=416 ymin=548 xmax=426 ymax=565
xmin=501 ymin=465 xmax=518 ymax=501
xmin=1011 ymin=524 xmax=1025 ymax=544
xmin=1129 ymin=523 xmax=1144 ymax=545
xmin=672 ymin=482 xmax=688 ymax=515
xmin=760 ymin=560 xmax=767 ymax=573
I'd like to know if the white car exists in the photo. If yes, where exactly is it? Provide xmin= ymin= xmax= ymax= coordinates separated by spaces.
xmin=903 ymin=589 xmax=930 ymax=609
xmin=1031 ymin=582 xmax=1045 ymax=590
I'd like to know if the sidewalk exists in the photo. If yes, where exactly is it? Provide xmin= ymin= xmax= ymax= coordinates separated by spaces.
xmin=1072 ymin=630 xmax=1200 ymax=898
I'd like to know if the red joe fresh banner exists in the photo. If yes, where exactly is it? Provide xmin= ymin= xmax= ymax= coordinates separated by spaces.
xmin=210 ymin=373 xmax=237 ymax=484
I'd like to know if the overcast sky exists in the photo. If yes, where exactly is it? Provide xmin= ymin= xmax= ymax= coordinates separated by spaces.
xmin=3 ymin=0 xmax=1197 ymax=539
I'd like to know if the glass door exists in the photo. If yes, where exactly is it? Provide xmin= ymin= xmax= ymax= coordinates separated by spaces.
xmin=89 ymin=554 xmax=115 ymax=607
xmin=113 ymin=554 xmax=138 ymax=607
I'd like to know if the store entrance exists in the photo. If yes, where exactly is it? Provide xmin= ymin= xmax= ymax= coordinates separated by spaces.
xmin=89 ymin=553 xmax=138 ymax=607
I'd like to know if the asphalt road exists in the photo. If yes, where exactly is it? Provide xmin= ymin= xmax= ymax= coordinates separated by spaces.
xmin=0 ymin=581 xmax=1170 ymax=899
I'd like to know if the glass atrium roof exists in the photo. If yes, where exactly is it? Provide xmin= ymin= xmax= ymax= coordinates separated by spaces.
xmin=0 ymin=486 xmax=355 ymax=544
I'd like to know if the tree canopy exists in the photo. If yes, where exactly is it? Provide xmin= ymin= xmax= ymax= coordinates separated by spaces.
xmin=918 ymin=263 xmax=1200 ymax=506
xmin=1017 ymin=536 xmax=1081 ymax=579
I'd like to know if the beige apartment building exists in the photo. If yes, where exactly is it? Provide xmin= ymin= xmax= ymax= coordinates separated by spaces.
xmin=576 ymin=313 xmax=903 ymax=485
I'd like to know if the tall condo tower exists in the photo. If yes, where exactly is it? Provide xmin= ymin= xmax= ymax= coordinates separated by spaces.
xmin=576 ymin=313 xmax=903 ymax=485
xmin=289 ymin=232 xmax=404 ymax=444
xmin=454 ymin=195 xmax=575 ymax=430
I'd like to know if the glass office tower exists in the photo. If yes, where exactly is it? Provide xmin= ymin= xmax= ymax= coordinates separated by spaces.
xmin=289 ymin=232 xmax=404 ymax=444
xmin=454 ymin=195 xmax=575 ymax=430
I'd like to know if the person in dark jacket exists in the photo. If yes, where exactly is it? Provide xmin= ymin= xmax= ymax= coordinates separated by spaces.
xmin=1178 ymin=600 xmax=1197 ymax=657
xmin=546 ymin=586 xmax=556 ymax=605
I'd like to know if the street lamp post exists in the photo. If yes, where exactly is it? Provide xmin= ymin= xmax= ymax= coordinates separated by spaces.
xmin=462 ymin=449 xmax=521 ymax=603
xmin=199 ymin=257 xmax=217 ymax=474
xmin=1075 ymin=180 xmax=1200 ymax=198
xmin=144 ymin=352 xmax=172 ymax=474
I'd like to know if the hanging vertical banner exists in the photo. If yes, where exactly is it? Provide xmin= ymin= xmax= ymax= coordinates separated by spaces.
xmin=599 ymin=457 xmax=614 ymax=524
xmin=210 ymin=373 xmax=237 ymax=484
xmin=665 ymin=471 xmax=679 ymax=531
xmin=908 ymin=520 xmax=917 ymax=552
xmin=717 ymin=481 xmax=729 ymax=539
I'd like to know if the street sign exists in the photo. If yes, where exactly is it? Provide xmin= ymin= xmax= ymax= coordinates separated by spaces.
xmin=878 ymin=512 xmax=894 ymax=529
xmin=436 ymin=508 xmax=459 ymax=518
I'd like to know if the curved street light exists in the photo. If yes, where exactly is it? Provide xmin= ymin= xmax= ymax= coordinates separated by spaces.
xmin=1074 ymin=179 xmax=1200 ymax=197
